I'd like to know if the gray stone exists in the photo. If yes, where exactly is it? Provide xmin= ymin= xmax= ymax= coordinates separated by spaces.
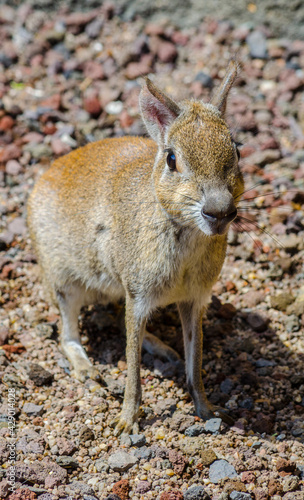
xmin=230 ymin=492 xmax=252 ymax=500
xmin=108 ymin=450 xmax=138 ymax=471
xmin=94 ymin=459 xmax=109 ymax=472
xmin=8 ymin=217 xmax=26 ymax=235
xmin=220 ymin=378 xmax=234 ymax=394
xmin=204 ymin=418 xmax=222 ymax=433
xmin=56 ymin=456 xmax=78 ymax=469
xmin=246 ymin=30 xmax=268 ymax=59
xmin=22 ymin=403 xmax=44 ymax=417
xmin=251 ymin=441 xmax=262 ymax=450
xmin=120 ymin=433 xmax=131 ymax=447
xmin=132 ymin=445 xmax=153 ymax=460
xmin=209 ymin=459 xmax=238 ymax=484
xmin=255 ymin=358 xmax=275 ymax=368
xmin=66 ymin=481 xmax=94 ymax=496
xmin=130 ymin=434 xmax=146 ymax=447
xmin=184 ymin=484 xmax=211 ymax=499
xmin=194 ymin=71 xmax=214 ymax=88
xmin=184 ymin=424 xmax=205 ymax=437
xmin=276 ymin=433 xmax=286 ymax=441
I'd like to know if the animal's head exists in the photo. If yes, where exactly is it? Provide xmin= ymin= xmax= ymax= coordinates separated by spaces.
xmin=139 ymin=60 xmax=244 ymax=236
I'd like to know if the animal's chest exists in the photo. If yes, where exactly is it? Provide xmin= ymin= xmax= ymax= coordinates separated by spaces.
xmin=143 ymin=236 xmax=226 ymax=309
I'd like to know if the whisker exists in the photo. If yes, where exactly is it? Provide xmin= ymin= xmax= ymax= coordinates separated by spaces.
xmin=73 ymin=200 xmax=193 ymax=217
xmin=234 ymin=180 xmax=265 ymax=200
xmin=236 ymin=189 xmax=299 ymax=203
xmin=163 ymin=187 xmax=200 ymax=205
xmin=237 ymin=205 xmax=293 ymax=211
xmin=53 ymin=211 xmax=199 ymax=254
xmin=237 ymin=215 xmax=285 ymax=249
xmin=232 ymin=220 xmax=263 ymax=249
xmin=121 ymin=213 xmax=196 ymax=238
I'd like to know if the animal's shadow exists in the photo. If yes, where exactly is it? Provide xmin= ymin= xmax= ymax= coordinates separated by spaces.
xmin=73 ymin=293 xmax=304 ymax=442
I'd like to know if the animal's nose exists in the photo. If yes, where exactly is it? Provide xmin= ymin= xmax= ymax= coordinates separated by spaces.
xmin=201 ymin=207 xmax=237 ymax=223
xmin=201 ymin=190 xmax=237 ymax=233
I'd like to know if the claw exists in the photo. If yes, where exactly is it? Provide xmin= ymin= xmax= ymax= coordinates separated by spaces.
xmin=214 ymin=408 xmax=235 ymax=426
xmin=195 ymin=401 xmax=234 ymax=426
xmin=72 ymin=366 xmax=102 ymax=383
xmin=110 ymin=411 xmax=140 ymax=436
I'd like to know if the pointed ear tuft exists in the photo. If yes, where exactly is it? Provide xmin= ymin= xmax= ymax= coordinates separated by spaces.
xmin=139 ymin=78 xmax=181 ymax=142
xmin=211 ymin=59 xmax=241 ymax=115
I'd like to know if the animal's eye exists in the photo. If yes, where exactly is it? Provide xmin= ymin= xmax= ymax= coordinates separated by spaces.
xmin=234 ymin=141 xmax=242 ymax=161
xmin=167 ymin=152 xmax=176 ymax=171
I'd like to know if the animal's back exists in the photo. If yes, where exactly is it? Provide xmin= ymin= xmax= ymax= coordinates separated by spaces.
xmin=27 ymin=136 xmax=157 ymax=300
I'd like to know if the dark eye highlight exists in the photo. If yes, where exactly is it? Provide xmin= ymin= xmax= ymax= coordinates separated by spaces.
xmin=234 ymin=141 xmax=242 ymax=161
xmin=166 ymin=152 xmax=176 ymax=171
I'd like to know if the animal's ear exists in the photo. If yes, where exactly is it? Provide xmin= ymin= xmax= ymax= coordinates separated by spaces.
xmin=139 ymin=78 xmax=181 ymax=143
xmin=211 ymin=60 xmax=241 ymax=115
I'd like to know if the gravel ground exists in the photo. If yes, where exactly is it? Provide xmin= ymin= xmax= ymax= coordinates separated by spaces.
xmin=0 ymin=3 xmax=304 ymax=500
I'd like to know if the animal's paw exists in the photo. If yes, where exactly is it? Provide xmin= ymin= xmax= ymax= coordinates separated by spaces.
xmin=213 ymin=407 xmax=235 ymax=426
xmin=111 ymin=412 xmax=139 ymax=436
xmin=196 ymin=402 xmax=234 ymax=426
xmin=72 ymin=366 xmax=102 ymax=384
xmin=163 ymin=345 xmax=181 ymax=364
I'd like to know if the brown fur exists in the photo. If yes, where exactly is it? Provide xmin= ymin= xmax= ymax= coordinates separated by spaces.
xmin=27 ymin=60 xmax=244 ymax=433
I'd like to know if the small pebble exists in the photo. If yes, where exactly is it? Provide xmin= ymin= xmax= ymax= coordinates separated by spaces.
xmin=184 ymin=484 xmax=211 ymax=500
xmin=209 ymin=460 xmax=238 ymax=484
xmin=204 ymin=418 xmax=222 ymax=433
xmin=230 ymin=492 xmax=252 ymax=500
xmin=130 ymin=434 xmax=146 ymax=447
xmin=108 ymin=451 xmax=138 ymax=472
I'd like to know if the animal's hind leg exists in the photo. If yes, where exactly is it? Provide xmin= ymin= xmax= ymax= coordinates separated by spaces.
xmin=56 ymin=284 xmax=101 ymax=382
xmin=143 ymin=331 xmax=181 ymax=363
xmin=118 ymin=308 xmax=181 ymax=363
